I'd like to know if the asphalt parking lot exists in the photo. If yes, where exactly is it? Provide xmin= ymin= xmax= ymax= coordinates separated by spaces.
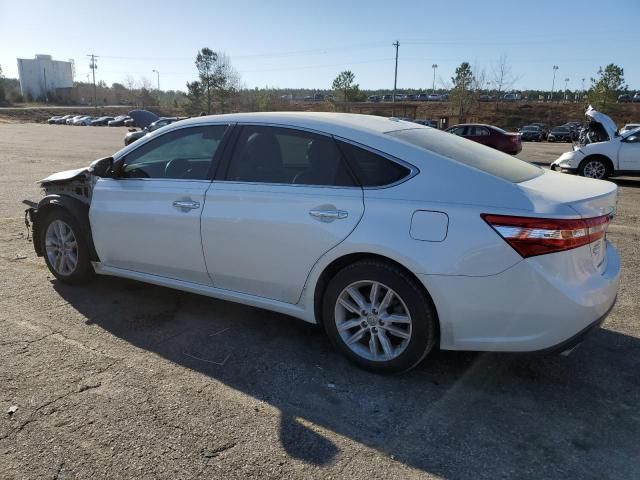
xmin=0 ymin=123 xmax=639 ymax=479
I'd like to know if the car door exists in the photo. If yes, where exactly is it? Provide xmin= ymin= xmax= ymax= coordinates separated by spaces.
xmin=618 ymin=133 xmax=640 ymax=171
xmin=201 ymin=125 xmax=364 ymax=304
xmin=90 ymin=124 xmax=229 ymax=284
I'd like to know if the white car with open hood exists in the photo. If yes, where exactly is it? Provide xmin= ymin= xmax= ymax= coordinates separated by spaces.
xmin=551 ymin=106 xmax=640 ymax=179
xmin=25 ymin=112 xmax=619 ymax=373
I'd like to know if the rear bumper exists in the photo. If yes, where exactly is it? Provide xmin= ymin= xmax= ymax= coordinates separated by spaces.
xmin=419 ymin=241 xmax=620 ymax=352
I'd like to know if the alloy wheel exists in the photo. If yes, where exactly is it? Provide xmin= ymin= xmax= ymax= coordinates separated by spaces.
xmin=583 ymin=160 xmax=606 ymax=179
xmin=334 ymin=280 xmax=413 ymax=362
xmin=45 ymin=220 xmax=79 ymax=276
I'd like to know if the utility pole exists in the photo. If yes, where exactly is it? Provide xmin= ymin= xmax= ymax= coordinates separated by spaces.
xmin=564 ymin=77 xmax=570 ymax=102
xmin=87 ymin=54 xmax=98 ymax=109
xmin=550 ymin=65 xmax=558 ymax=102
xmin=431 ymin=64 xmax=438 ymax=93
xmin=581 ymin=77 xmax=586 ymax=102
xmin=152 ymin=69 xmax=160 ymax=91
xmin=392 ymin=41 xmax=399 ymax=117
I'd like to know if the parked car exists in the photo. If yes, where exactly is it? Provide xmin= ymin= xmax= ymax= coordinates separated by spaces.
xmin=503 ymin=93 xmax=519 ymax=102
xmin=66 ymin=115 xmax=84 ymax=125
xmin=548 ymin=126 xmax=573 ymax=142
xmin=617 ymin=94 xmax=632 ymax=103
xmin=124 ymin=114 xmax=178 ymax=146
xmin=633 ymin=93 xmax=640 ymax=103
xmin=47 ymin=115 xmax=63 ymax=124
xmin=124 ymin=118 xmax=137 ymax=127
xmin=55 ymin=115 xmax=74 ymax=125
xmin=552 ymin=106 xmax=640 ymax=179
xmin=413 ymin=119 xmax=438 ymax=128
xmin=415 ymin=93 xmax=429 ymax=101
xmin=25 ymin=112 xmax=620 ymax=373
xmin=108 ymin=115 xmax=131 ymax=127
xmin=381 ymin=94 xmax=393 ymax=102
xmin=90 ymin=116 xmax=114 ymax=126
xmin=520 ymin=125 xmax=544 ymax=142
xmin=427 ymin=93 xmax=443 ymax=101
xmin=446 ymin=123 xmax=522 ymax=154
xmin=479 ymin=95 xmax=494 ymax=102
xmin=530 ymin=122 xmax=549 ymax=140
xmin=72 ymin=116 xmax=94 ymax=126
xmin=620 ymin=123 xmax=640 ymax=134
xmin=367 ymin=95 xmax=380 ymax=102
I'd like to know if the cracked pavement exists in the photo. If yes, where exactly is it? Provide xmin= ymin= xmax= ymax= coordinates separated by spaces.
xmin=0 ymin=124 xmax=639 ymax=479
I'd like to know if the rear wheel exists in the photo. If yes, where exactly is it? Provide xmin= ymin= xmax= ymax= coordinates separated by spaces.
xmin=579 ymin=157 xmax=610 ymax=180
xmin=40 ymin=208 xmax=94 ymax=284
xmin=322 ymin=260 xmax=437 ymax=373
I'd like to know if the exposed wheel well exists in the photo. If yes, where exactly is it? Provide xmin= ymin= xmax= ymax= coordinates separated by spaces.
xmin=35 ymin=197 xmax=99 ymax=261
xmin=579 ymin=154 xmax=614 ymax=175
xmin=313 ymin=253 xmax=440 ymax=343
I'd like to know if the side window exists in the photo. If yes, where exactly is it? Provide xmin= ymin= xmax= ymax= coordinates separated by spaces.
xmin=226 ymin=126 xmax=356 ymax=186
xmin=468 ymin=126 xmax=489 ymax=136
xmin=448 ymin=127 xmax=465 ymax=136
xmin=121 ymin=125 xmax=227 ymax=180
xmin=338 ymin=141 xmax=411 ymax=187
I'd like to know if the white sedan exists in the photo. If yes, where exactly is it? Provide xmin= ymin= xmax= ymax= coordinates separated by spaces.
xmin=26 ymin=112 xmax=619 ymax=373
xmin=551 ymin=107 xmax=640 ymax=179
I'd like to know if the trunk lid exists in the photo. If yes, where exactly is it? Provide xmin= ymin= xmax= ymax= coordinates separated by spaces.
xmin=517 ymin=170 xmax=617 ymax=273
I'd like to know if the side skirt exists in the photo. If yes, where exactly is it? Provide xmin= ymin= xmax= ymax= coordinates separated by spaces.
xmin=92 ymin=263 xmax=315 ymax=324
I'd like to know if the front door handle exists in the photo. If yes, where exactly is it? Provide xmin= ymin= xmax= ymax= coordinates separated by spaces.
xmin=173 ymin=200 xmax=200 ymax=210
xmin=309 ymin=209 xmax=348 ymax=222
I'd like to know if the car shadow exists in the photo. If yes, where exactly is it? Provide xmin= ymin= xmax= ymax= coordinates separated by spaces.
xmin=52 ymin=276 xmax=640 ymax=479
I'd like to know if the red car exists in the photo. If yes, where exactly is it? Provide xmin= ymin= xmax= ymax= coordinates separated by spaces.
xmin=446 ymin=123 xmax=522 ymax=155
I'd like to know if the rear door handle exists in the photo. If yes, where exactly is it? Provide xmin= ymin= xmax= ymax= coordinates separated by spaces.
xmin=309 ymin=209 xmax=348 ymax=222
xmin=173 ymin=200 xmax=200 ymax=210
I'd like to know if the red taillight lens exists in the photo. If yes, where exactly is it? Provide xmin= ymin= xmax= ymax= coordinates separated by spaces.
xmin=481 ymin=214 xmax=611 ymax=258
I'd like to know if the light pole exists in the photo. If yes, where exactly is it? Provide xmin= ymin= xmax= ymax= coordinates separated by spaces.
xmin=581 ymin=77 xmax=585 ymax=102
xmin=564 ymin=78 xmax=570 ymax=102
xmin=550 ymin=65 xmax=559 ymax=102
xmin=431 ymin=64 xmax=438 ymax=93
xmin=152 ymin=69 xmax=160 ymax=91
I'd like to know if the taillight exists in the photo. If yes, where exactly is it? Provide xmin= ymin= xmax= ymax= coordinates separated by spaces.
xmin=481 ymin=214 xmax=611 ymax=258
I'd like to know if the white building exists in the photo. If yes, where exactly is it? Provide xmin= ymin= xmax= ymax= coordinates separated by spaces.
xmin=17 ymin=54 xmax=74 ymax=100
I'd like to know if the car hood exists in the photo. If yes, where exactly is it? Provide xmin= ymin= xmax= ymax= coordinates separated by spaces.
xmin=38 ymin=167 xmax=89 ymax=184
xmin=128 ymin=109 xmax=160 ymax=128
xmin=585 ymin=105 xmax=618 ymax=139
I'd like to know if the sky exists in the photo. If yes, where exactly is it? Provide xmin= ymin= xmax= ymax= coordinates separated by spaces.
xmin=0 ymin=0 xmax=638 ymax=93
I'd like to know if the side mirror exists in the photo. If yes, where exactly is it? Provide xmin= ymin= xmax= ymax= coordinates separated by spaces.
xmin=88 ymin=156 xmax=113 ymax=177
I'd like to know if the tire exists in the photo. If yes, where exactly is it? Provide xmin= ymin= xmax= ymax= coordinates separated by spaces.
xmin=39 ymin=208 xmax=95 ymax=284
xmin=578 ymin=157 xmax=611 ymax=180
xmin=322 ymin=260 xmax=437 ymax=374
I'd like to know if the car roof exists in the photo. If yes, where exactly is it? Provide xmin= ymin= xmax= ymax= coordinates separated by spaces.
xmin=162 ymin=112 xmax=421 ymax=136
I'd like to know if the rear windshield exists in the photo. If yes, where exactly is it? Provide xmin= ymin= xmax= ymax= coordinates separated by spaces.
xmin=387 ymin=128 xmax=542 ymax=183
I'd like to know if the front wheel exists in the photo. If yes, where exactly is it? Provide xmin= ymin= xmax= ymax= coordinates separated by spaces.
xmin=40 ymin=208 xmax=95 ymax=284
xmin=579 ymin=157 xmax=610 ymax=180
xmin=322 ymin=260 xmax=437 ymax=373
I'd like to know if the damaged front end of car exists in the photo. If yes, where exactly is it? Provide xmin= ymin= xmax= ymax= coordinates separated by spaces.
xmin=24 ymin=156 xmax=113 ymax=257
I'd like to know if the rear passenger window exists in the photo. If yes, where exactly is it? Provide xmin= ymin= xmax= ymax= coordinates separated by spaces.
xmin=226 ymin=126 xmax=356 ymax=186
xmin=338 ymin=141 xmax=411 ymax=187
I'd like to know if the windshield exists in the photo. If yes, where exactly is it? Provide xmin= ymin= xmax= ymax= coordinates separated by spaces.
xmin=387 ymin=128 xmax=542 ymax=183
xmin=522 ymin=127 xmax=538 ymax=132
xmin=553 ymin=128 xmax=569 ymax=133
xmin=622 ymin=127 xmax=640 ymax=138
